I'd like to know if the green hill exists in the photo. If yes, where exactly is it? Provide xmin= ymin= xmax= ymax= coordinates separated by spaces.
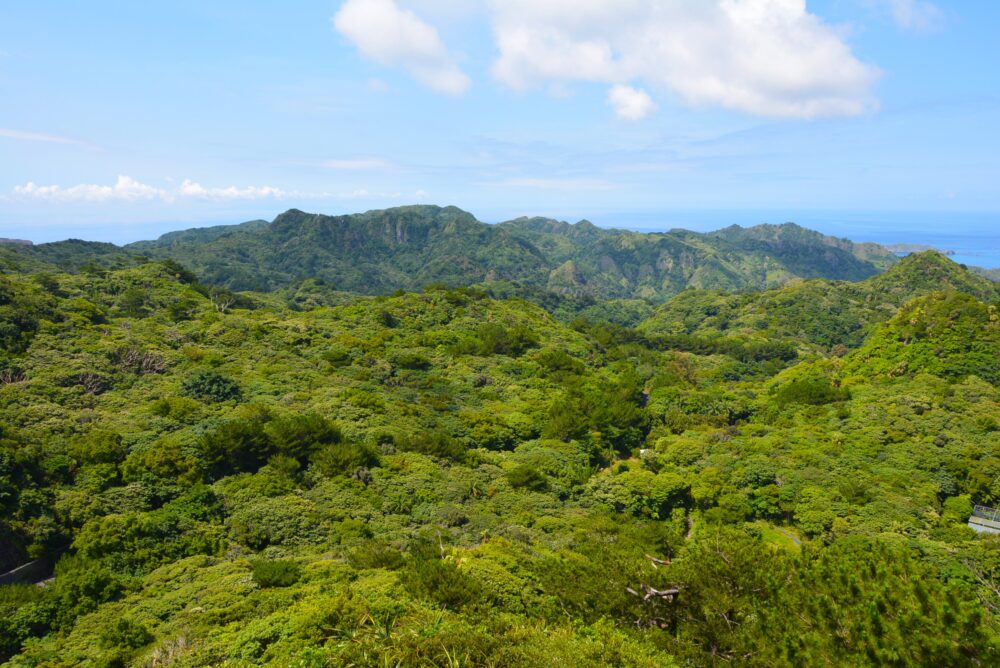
xmin=2 ymin=206 xmax=900 ymax=299
xmin=639 ymin=251 xmax=1000 ymax=350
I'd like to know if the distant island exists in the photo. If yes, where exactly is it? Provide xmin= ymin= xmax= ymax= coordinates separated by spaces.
xmin=884 ymin=242 xmax=955 ymax=255
xmin=0 ymin=238 xmax=32 ymax=246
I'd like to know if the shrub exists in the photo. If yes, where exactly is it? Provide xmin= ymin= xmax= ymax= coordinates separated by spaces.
xmin=311 ymin=442 xmax=379 ymax=477
xmin=507 ymin=464 xmax=549 ymax=492
xmin=392 ymin=351 xmax=432 ymax=370
xmin=266 ymin=413 xmax=342 ymax=462
xmin=346 ymin=541 xmax=406 ymax=570
xmin=182 ymin=370 xmax=242 ymax=403
xmin=251 ymin=559 xmax=302 ymax=588
xmin=396 ymin=432 xmax=465 ymax=461
xmin=99 ymin=618 xmax=153 ymax=650
xmin=401 ymin=538 xmax=481 ymax=611
xmin=773 ymin=377 xmax=849 ymax=406
xmin=199 ymin=418 xmax=274 ymax=478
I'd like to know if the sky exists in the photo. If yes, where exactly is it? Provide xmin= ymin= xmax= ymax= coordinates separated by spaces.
xmin=0 ymin=0 xmax=998 ymax=245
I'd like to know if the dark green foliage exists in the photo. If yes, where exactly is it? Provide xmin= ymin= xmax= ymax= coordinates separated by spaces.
xmin=199 ymin=416 xmax=273 ymax=478
xmin=182 ymin=369 xmax=242 ymax=403
xmin=452 ymin=322 xmax=540 ymax=357
xmin=118 ymin=287 xmax=149 ymax=317
xmin=392 ymin=351 xmax=432 ymax=370
xmin=773 ymin=377 xmax=850 ymax=405
xmin=346 ymin=541 xmax=406 ymax=570
xmin=396 ymin=431 xmax=466 ymax=461
xmin=99 ymin=617 xmax=153 ymax=650
xmin=401 ymin=537 xmax=482 ymax=611
xmin=311 ymin=442 xmax=379 ymax=476
xmin=506 ymin=464 xmax=549 ymax=492
xmin=265 ymin=413 xmax=342 ymax=461
xmin=251 ymin=559 xmax=302 ymax=588
xmin=545 ymin=371 xmax=649 ymax=462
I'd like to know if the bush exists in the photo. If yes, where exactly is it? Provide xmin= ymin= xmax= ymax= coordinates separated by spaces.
xmin=451 ymin=323 xmax=539 ymax=357
xmin=507 ymin=464 xmax=549 ymax=492
xmin=392 ymin=351 xmax=432 ymax=370
xmin=99 ymin=618 xmax=153 ymax=650
xmin=401 ymin=538 xmax=481 ymax=611
xmin=773 ymin=377 xmax=849 ymax=406
xmin=251 ymin=559 xmax=302 ymax=588
xmin=311 ymin=442 xmax=379 ymax=477
xmin=199 ymin=417 xmax=274 ymax=478
xmin=182 ymin=370 xmax=242 ymax=403
xmin=266 ymin=413 xmax=342 ymax=462
xmin=396 ymin=432 xmax=466 ymax=461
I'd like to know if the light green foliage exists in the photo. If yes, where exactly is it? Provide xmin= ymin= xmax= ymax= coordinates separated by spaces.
xmin=0 ymin=252 xmax=998 ymax=665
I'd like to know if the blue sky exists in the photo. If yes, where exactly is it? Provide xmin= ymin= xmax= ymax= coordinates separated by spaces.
xmin=0 ymin=0 xmax=998 ymax=244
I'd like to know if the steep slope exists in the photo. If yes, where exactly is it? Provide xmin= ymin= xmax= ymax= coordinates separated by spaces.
xmin=130 ymin=206 xmax=550 ymax=292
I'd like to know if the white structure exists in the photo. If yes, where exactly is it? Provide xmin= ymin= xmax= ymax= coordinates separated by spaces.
xmin=969 ymin=505 xmax=1000 ymax=534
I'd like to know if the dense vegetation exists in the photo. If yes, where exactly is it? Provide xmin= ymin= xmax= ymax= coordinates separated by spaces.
xmin=0 ymin=224 xmax=998 ymax=666
xmin=1 ymin=206 xmax=899 ymax=299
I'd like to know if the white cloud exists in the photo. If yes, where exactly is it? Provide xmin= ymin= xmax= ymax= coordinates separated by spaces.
xmin=489 ymin=0 xmax=880 ymax=119
xmin=0 ymin=128 xmax=99 ymax=151
xmin=178 ymin=180 xmax=286 ymax=200
xmin=607 ymin=85 xmax=656 ymax=121
xmin=883 ymin=0 xmax=942 ymax=32
xmin=14 ymin=176 xmax=166 ymax=202
xmin=12 ymin=176 xmax=290 ymax=203
xmin=333 ymin=0 xmax=470 ymax=95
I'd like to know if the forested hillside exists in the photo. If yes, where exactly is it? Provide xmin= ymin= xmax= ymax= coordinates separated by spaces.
xmin=0 ymin=243 xmax=998 ymax=666
xmin=0 ymin=206 xmax=900 ymax=298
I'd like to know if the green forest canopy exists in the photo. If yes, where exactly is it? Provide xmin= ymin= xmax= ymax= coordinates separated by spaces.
xmin=0 ymin=239 xmax=997 ymax=666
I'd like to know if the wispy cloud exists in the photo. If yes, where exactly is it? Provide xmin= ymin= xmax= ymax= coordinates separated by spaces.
xmin=883 ymin=0 xmax=943 ymax=32
xmin=0 ymin=128 xmax=100 ymax=151
xmin=317 ymin=157 xmax=396 ymax=170
xmin=500 ymin=177 xmax=616 ymax=191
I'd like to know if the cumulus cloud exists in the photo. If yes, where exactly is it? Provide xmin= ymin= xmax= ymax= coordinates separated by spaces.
xmin=12 ymin=176 xmax=289 ymax=203
xmin=178 ymin=180 xmax=286 ymax=200
xmin=14 ymin=176 xmax=166 ymax=202
xmin=489 ymin=0 xmax=880 ymax=119
xmin=333 ymin=0 xmax=470 ymax=95
xmin=607 ymin=85 xmax=657 ymax=121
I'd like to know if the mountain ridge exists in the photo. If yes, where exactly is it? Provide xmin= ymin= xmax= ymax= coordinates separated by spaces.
xmin=8 ymin=205 xmax=986 ymax=301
